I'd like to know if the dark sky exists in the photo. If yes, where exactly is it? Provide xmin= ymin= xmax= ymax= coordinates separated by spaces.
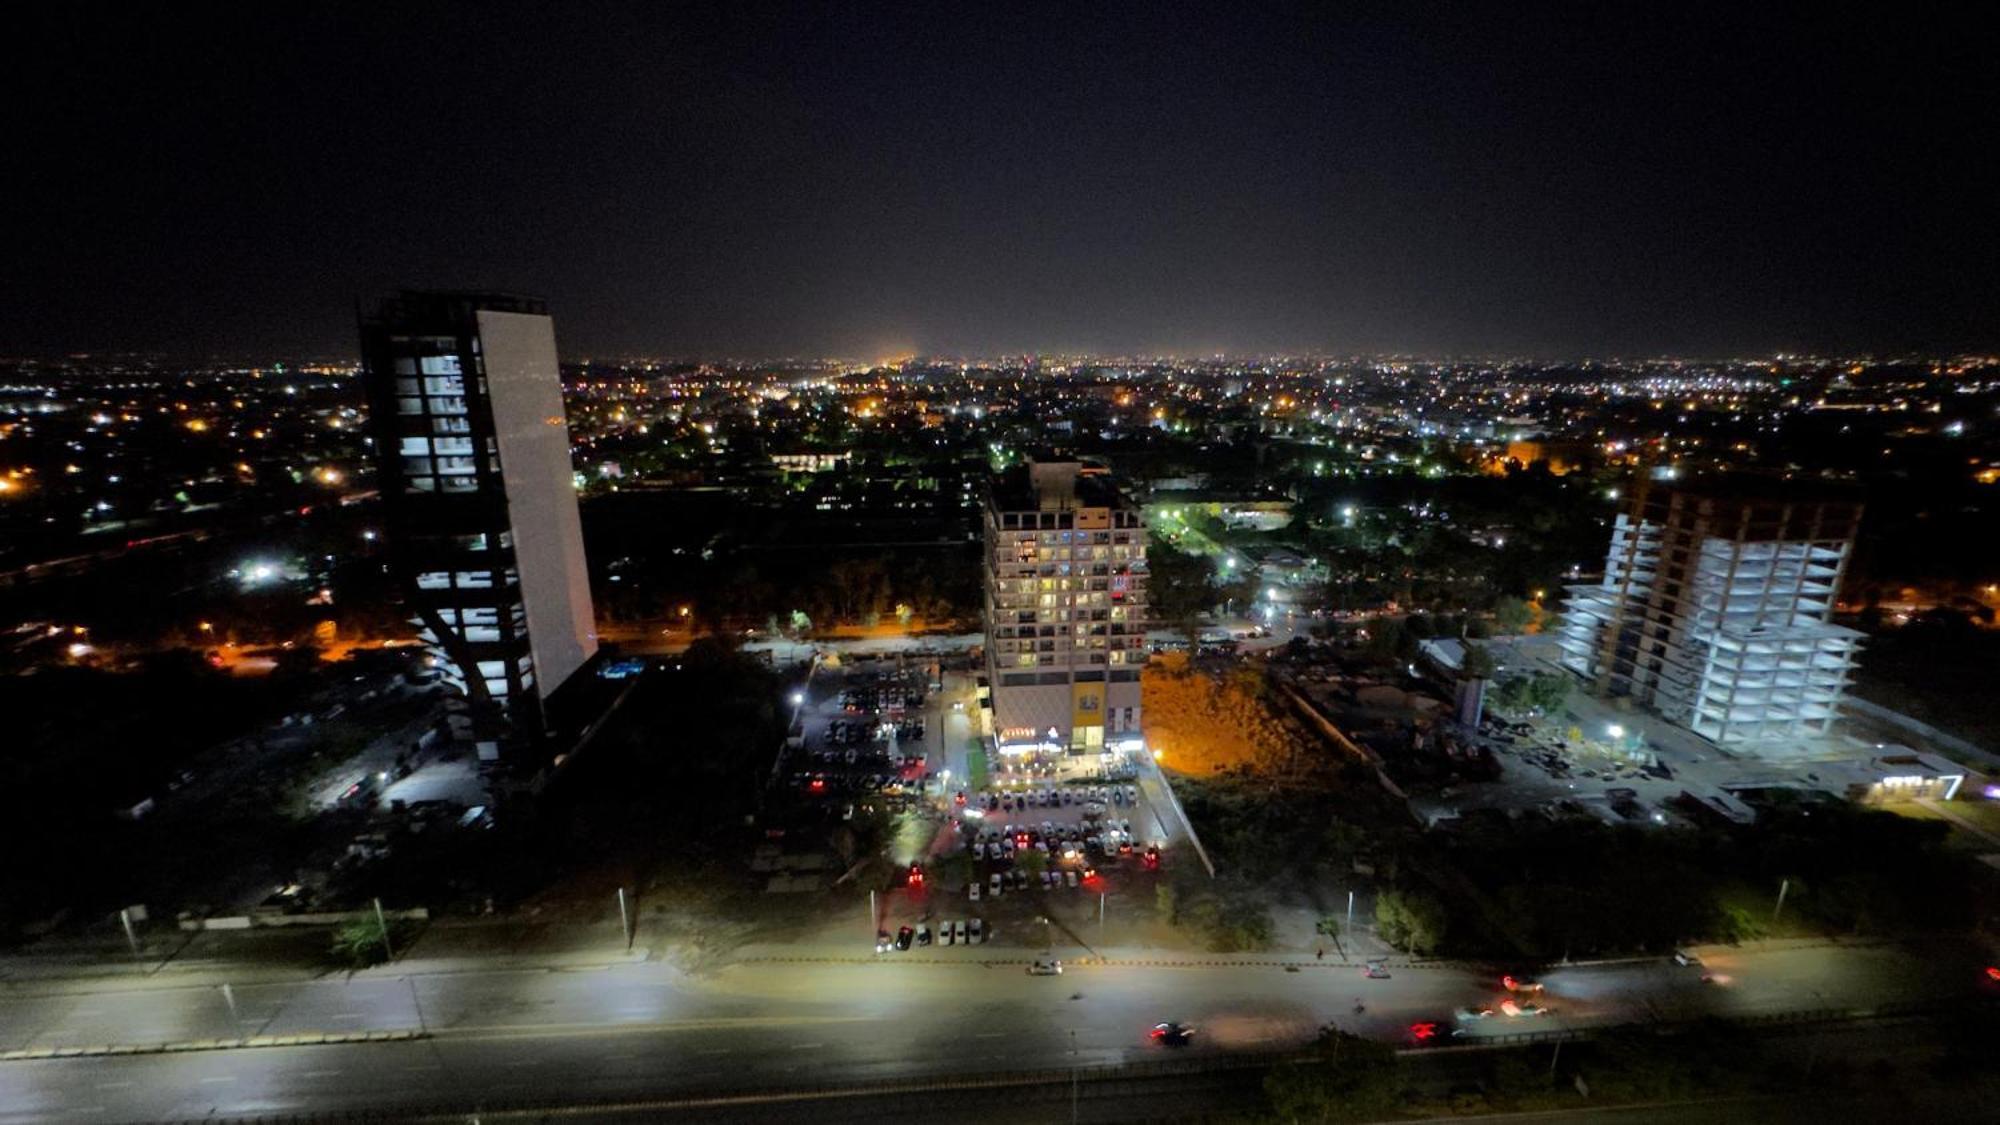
xmin=6 ymin=4 xmax=1996 ymax=360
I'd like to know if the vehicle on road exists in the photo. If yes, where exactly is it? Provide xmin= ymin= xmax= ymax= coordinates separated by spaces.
xmin=1028 ymin=958 xmax=1063 ymax=975
xmin=1502 ymin=974 xmax=1544 ymax=993
xmin=1673 ymin=949 xmax=1703 ymax=968
xmin=1499 ymin=998 xmax=1550 ymax=1017
xmin=1150 ymin=1022 xmax=1196 ymax=1046
xmin=895 ymin=926 xmax=914 ymax=951
xmin=1362 ymin=961 xmax=1391 ymax=979
xmin=1455 ymin=1005 xmax=1495 ymax=1021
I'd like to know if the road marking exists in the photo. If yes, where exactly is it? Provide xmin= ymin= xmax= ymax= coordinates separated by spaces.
xmin=404 ymin=1065 xmax=442 ymax=1073
xmin=300 ymin=1070 xmax=343 ymax=1079
xmin=607 ymin=1053 xmax=638 ymax=1061
xmin=793 ymin=1041 xmax=825 ymax=1049
xmin=974 ymin=1031 xmax=1006 ymax=1039
xmin=199 ymin=1076 xmax=236 ymax=1084
xmin=697 ymin=1048 xmax=731 ymax=1056
xmin=331 ymin=1012 xmax=364 ymax=1020
xmin=94 ymin=1082 xmax=133 ymax=1090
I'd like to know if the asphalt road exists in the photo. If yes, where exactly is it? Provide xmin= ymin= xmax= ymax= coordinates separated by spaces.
xmin=0 ymin=943 xmax=1975 ymax=1122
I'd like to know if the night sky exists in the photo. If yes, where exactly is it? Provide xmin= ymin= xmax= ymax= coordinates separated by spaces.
xmin=7 ymin=5 xmax=1996 ymax=360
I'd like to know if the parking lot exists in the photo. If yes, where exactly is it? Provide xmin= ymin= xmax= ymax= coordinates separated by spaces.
xmin=781 ymin=660 xmax=941 ymax=814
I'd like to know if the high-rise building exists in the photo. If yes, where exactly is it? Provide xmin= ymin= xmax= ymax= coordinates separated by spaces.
xmin=1557 ymin=482 xmax=1863 ymax=747
xmin=982 ymin=458 xmax=1148 ymax=756
xmin=358 ymin=292 xmax=597 ymax=764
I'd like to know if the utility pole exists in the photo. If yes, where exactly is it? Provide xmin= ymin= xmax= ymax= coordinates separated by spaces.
xmin=617 ymin=887 xmax=632 ymax=951
xmin=1098 ymin=892 xmax=1106 ymax=945
xmin=1772 ymin=878 xmax=1790 ymax=926
xmin=220 ymin=983 xmax=238 ymax=1023
xmin=373 ymin=898 xmax=395 ymax=961
xmin=869 ymin=889 xmax=878 ymax=944
xmin=1345 ymin=889 xmax=1355 ymax=938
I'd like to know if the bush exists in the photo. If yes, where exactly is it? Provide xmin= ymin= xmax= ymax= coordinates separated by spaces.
xmin=328 ymin=915 xmax=413 ymax=968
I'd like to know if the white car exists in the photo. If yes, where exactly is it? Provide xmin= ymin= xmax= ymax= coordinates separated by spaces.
xmin=969 ymin=881 xmax=981 ymax=902
xmin=1028 ymin=958 xmax=1063 ymax=976
xmin=989 ymin=872 xmax=1004 ymax=896
xmin=942 ymin=921 xmax=956 ymax=946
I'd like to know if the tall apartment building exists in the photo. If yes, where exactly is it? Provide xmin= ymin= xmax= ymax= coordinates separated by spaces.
xmin=1557 ymin=483 xmax=1863 ymax=747
xmin=358 ymin=292 xmax=597 ymax=763
xmin=983 ymin=459 xmax=1148 ymax=755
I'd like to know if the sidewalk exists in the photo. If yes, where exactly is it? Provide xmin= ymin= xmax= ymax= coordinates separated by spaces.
xmin=0 ymin=918 xmax=659 ymax=995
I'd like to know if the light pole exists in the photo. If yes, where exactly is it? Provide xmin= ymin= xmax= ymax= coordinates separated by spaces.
xmin=1345 ymin=889 xmax=1355 ymax=939
xmin=1772 ymin=878 xmax=1790 ymax=926
xmin=617 ymin=887 xmax=632 ymax=951
xmin=1069 ymin=1028 xmax=1079 ymax=1125
xmin=373 ymin=898 xmax=395 ymax=961
xmin=1098 ymin=892 xmax=1106 ymax=946
xmin=118 ymin=907 xmax=142 ymax=962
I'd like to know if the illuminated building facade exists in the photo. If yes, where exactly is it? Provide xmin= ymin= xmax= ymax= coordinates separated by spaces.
xmin=982 ymin=458 xmax=1148 ymax=755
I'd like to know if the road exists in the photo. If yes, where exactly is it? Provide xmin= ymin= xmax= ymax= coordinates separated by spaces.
xmin=0 ymin=941 xmax=1976 ymax=1122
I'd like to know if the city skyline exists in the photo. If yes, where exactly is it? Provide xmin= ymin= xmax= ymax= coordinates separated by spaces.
xmin=9 ymin=5 xmax=1998 ymax=360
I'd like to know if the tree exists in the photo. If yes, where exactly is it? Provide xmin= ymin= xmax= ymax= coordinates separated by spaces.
xmin=1525 ymin=672 xmax=1571 ymax=714
xmin=1148 ymin=534 xmax=1217 ymax=644
xmin=1459 ymin=643 xmax=1498 ymax=680
xmin=1016 ymin=848 xmax=1049 ymax=880
xmin=1494 ymin=596 xmax=1534 ymax=634
xmin=1376 ymin=887 xmax=1448 ymax=955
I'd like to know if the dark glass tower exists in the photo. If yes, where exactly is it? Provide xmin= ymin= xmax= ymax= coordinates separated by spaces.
xmin=358 ymin=292 xmax=597 ymax=767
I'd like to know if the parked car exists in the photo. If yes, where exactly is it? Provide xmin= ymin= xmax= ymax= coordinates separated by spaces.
xmin=895 ymin=926 xmax=914 ymax=951
xmin=969 ymin=918 xmax=984 ymax=943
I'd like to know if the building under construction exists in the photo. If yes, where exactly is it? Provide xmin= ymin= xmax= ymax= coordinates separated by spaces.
xmin=1557 ymin=480 xmax=1864 ymax=747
